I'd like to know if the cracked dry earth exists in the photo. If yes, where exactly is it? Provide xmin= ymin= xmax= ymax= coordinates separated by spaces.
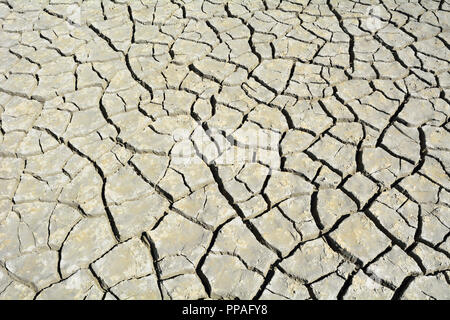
xmin=0 ymin=0 xmax=449 ymax=301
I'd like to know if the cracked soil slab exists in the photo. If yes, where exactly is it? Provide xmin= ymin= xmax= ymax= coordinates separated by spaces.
xmin=0 ymin=0 xmax=449 ymax=300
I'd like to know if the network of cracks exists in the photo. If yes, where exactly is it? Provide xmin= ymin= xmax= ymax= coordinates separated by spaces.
xmin=0 ymin=0 xmax=449 ymax=300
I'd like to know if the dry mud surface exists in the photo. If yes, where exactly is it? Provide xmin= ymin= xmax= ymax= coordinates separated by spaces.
xmin=0 ymin=0 xmax=449 ymax=300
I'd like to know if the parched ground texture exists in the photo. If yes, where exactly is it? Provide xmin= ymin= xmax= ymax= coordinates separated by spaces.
xmin=0 ymin=0 xmax=449 ymax=300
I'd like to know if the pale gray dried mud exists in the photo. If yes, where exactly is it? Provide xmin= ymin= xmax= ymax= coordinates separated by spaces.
xmin=0 ymin=0 xmax=449 ymax=300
